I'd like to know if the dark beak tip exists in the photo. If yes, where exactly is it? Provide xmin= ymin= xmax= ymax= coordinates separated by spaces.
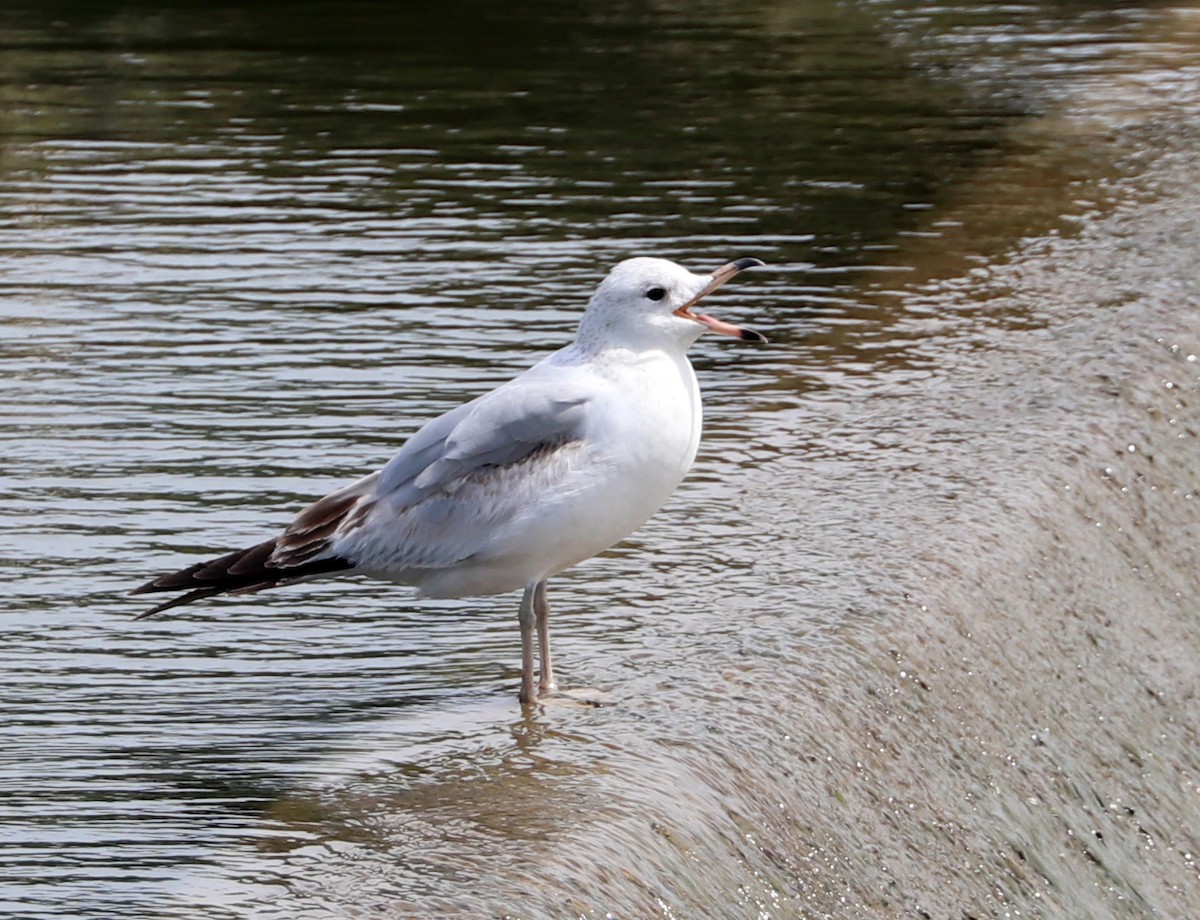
xmin=732 ymin=257 xmax=766 ymax=271
xmin=740 ymin=328 xmax=768 ymax=344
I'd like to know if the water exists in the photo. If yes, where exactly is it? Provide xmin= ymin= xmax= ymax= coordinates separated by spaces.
xmin=3 ymin=1 xmax=1199 ymax=917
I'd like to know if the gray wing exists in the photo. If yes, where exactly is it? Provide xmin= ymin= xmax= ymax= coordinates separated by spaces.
xmin=375 ymin=374 xmax=593 ymax=509
xmin=271 ymin=371 xmax=594 ymax=568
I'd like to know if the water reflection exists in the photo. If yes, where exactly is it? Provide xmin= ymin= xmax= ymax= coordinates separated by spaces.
xmin=3 ymin=0 xmax=1198 ymax=917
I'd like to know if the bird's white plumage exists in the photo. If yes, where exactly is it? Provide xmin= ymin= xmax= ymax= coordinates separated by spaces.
xmin=136 ymin=256 xmax=763 ymax=703
xmin=286 ymin=257 xmax=723 ymax=597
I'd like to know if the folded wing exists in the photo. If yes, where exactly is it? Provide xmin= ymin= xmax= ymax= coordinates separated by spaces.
xmin=134 ymin=367 xmax=596 ymax=614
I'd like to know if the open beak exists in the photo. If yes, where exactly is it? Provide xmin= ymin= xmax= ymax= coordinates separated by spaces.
xmin=673 ymin=257 xmax=767 ymax=343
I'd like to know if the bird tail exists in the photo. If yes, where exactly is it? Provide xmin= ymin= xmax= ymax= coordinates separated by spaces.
xmin=130 ymin=538 xmax=353 ymax=618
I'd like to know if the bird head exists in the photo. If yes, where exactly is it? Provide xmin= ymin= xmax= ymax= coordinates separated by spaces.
xmin=578 ymin=257 xmax=766 ymax=351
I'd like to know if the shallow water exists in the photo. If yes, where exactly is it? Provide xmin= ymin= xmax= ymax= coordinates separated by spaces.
xmin=3 ymin=1 xmax=1199 ymax=918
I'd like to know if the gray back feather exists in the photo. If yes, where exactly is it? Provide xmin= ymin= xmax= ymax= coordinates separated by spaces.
xmin=376 ymin=375 xmax=592 ymax=509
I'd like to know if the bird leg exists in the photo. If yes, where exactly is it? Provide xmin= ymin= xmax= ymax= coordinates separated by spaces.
xmin=521 ymin=579 xmax=614 ymax=708
xmin=534 ymin=579 xmax=556 ymax=695
xmin=518 ymin=584 xmax=537 ymax=705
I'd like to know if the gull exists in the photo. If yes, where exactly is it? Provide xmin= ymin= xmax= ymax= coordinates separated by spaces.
xmin=133 ymin=256 xmax=766 ymax=705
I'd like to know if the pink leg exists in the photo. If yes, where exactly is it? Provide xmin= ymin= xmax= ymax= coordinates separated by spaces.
xmin=518 ymin=584 xmax=537 ymax=705
xmin=535 ymin=580 xmax=556 ymax=695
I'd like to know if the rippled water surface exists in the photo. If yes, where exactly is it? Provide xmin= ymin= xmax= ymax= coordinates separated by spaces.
xmin=3 ymin=1 xmax=1200 ymax=918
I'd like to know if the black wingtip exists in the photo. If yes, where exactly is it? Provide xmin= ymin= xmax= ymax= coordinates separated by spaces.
xmin=133 ymin=586 xmax=226 ymax=619
xmin=131 ymin=551 xmax=355 ymax=618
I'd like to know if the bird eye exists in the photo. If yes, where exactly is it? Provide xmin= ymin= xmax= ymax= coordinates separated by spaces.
xmin=645 ymin=287 xmax=667 ymax=301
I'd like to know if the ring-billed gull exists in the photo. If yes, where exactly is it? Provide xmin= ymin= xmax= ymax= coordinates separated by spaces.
xmin=133 ymin=256 xmax=766 ymax=704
